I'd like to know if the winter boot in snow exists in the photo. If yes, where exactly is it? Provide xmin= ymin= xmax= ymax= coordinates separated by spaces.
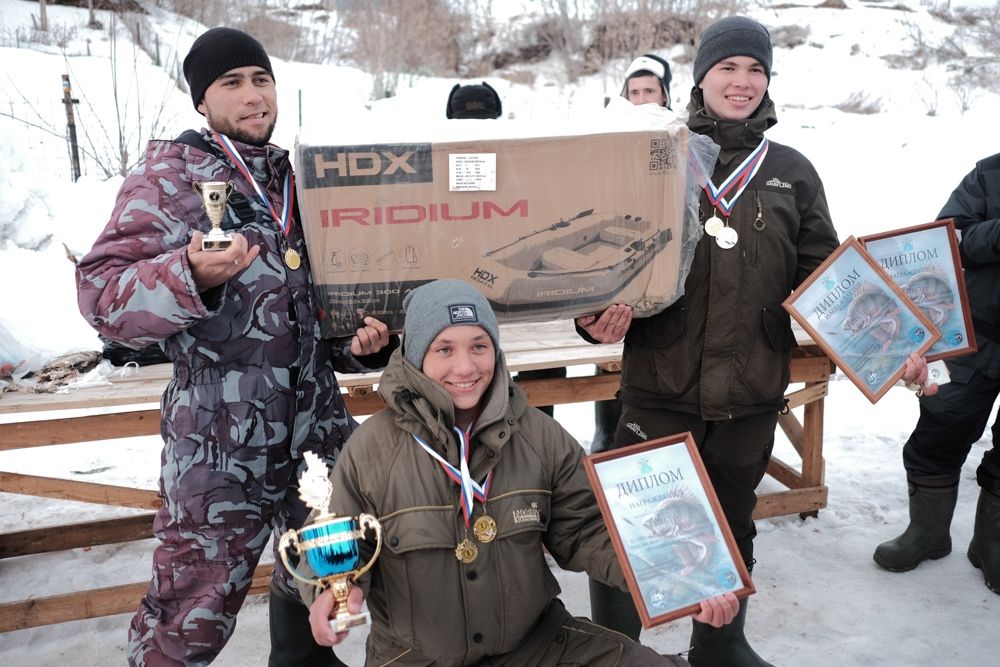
xmin=687 ymin=597 xmax=774 ymax=667
xmin=968 ymin=488 xmax=1000 ymax=595
xmin=873 ymin=475 xmax=959 ymax=572
xmin=268 ymin=583 xmax=348 ymax=667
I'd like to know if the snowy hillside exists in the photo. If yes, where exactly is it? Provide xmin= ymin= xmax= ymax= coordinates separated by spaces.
xmin=0 ymin=0 xmax=998 ymax=665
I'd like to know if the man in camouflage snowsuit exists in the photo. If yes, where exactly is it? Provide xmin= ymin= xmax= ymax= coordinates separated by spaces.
xmin=75 ymin=27 xmax=396 ymax=666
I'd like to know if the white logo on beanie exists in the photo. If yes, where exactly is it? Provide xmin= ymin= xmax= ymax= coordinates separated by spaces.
xmin=449 ymin=304 xmax=478 ymax=324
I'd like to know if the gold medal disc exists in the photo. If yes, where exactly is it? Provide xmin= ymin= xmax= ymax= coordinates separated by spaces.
xmin=284 ymin=247 xmax=302 ymax=270
xmin=455 ymin=538 xmax=479 ymax=564
xmin=473 ymin=515 xmax=497 ymax=544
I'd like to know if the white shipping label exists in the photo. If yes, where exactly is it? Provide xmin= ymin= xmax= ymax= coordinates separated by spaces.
xmin=449 ymin=153 xmax=497 ymax=192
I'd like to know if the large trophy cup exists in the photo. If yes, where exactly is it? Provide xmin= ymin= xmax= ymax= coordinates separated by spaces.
xmin=278 ymin=452 xmax=383 ymax=631
xmin=193 ymin=180 xmax=235 ymax=251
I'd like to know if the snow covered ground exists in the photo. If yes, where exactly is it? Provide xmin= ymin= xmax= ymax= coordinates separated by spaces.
xmin=1 ymin=0 xmax=998 ymax=664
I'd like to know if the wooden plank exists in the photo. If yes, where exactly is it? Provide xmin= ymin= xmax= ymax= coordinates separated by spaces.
xmin=777 ymin=412 xmax=805 ymax=457
xmin=0 ymin=514 xmax=155 ymax=558
xmin=788 ymin=355 xmax=835 ymax=383
xmin=516 ymin=374 xmax=620 ymax=405
xmin=0 ymin=323 xmax=621 ymax=418
xmin=0 ymin=409 xmax=161 ymax=451
xmin=0 ymin=564 xmax=274 ymax=632
xmin=801 ymin=393 xmax=826 ymax=486
xmin=784 ymin=382 xmax=828 ymax=412
xmin=766 ymin=456 xmax=804 ymax=490
xmin=753 ymin=486 xmax=827 ymax=520
xmin=0 ymin=472 xmax=161 ymax=510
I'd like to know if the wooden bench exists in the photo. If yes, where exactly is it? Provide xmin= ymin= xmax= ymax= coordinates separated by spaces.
xmin=0 ymin=320 xmax=833 ymax=631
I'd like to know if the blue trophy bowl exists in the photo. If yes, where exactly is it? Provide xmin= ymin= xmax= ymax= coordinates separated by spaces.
xmin=300 ymin=516 xmax=361 ymax=578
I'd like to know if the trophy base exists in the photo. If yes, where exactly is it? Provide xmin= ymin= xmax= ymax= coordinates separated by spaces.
xmin=329 ymin=609 xmax=370 ymax=633
xmin=202 ymin=236 xmax=233 ymax=251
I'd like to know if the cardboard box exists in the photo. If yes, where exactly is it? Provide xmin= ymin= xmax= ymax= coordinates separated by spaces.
xmin=296 ymin=116 xmax=690 ymax=337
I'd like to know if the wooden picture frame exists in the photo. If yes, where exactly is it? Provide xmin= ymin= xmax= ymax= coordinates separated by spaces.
xmin=860 ymin=219 xmax=975 ymax=361
xmin=583 ymin=432 xmax=754 ymax=628
xmin=783 ymin=236 xmax=940 ymax=403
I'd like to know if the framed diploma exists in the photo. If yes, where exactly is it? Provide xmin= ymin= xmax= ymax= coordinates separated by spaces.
xmin=783 ymin=236 xmax=941 ymax=403
xmin=860 ymin=219 xmax=975 ymax=361
xmin=584 ymin=433 xmax=754 ymax=628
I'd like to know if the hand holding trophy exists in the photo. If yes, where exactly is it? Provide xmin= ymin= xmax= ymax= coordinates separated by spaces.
xmin=193 ymin=180 xmax=236 ymax=251
xmin=279 ymin=452 xmax=383 ymax=632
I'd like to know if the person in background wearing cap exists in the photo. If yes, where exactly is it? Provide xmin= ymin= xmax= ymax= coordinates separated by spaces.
xmin=621 ymin=53 xmax=672 ymax=109
xmin=75 ymin=26 xmax=397 ymax=666
xmin=298 ymin=278 xmax=738 ymax=666
xmin=583 ymin=48 xmax=676 ymax=644
xmin=577 ymin=16 xmax=841 ymax=666
xmin=446 ymin=80 xmax=504 ymax=119
xmin=446 ymin=81 xmax=571 ymax=421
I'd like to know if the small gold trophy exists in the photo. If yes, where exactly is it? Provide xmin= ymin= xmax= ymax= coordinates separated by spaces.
xmin=278 ymin=452 xmax=383 ymax=631
xmin=193 ymin=180 xmax=235 ymax=251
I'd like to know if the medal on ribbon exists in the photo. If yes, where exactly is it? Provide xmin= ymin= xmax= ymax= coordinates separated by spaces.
xmin=412 ymin=427 xmax=495 ymax=562
xmin=212 ymin=132 xmax=300 ymax=269
xmin=702 ymin=138 xmax=769 ymax=250
xmin=473 ymin=515 xmax=497 ymax=543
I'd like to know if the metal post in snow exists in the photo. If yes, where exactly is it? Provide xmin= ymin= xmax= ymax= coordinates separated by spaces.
xmin=61 ymin=74 xmax=81 ymax=182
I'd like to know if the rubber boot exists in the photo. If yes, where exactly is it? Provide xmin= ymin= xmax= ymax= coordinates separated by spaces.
xmin=588 ymin=577 xmax=642 ymax=640
xmin=687 ymin=597 xmax=774 ymax=667
xmin=268 ymin=583 xmax=349 ymax=667
xmin=873 ymin=475 xmax=959 ymax=572
xmin=968 ymin=488 xmax=1000 ymax=595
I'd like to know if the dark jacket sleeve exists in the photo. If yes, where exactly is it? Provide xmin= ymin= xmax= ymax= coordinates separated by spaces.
xmin=538 ymin=414 xmax=628 ymax=590
xmin=327 ymin=334 xmax=401 ymax=374
xmin=940 ymin=155 xmax=1000 ymax=269
xmin=76 ymin=158 xmax=221 ymax=348
xmin=574 ymin=319 xmax=602 ymax=345
xmin=793 ymin=178 xmax=840 ymax=288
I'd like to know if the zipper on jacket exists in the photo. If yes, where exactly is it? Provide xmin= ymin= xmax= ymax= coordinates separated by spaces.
xmin=750 ymin=191 xmax=764 ymax=266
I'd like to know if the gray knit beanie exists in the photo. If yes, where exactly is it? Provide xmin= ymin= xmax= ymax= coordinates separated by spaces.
xmin=692 ymin=16 xmax=772 ymax=85
xmin=402 ymin=279 xmax=500 ymax=369
xmin=183 ymin=27 xmax=274 ymax=109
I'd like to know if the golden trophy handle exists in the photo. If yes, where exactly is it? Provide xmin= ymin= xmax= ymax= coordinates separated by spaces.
xmin=353 ymin=512 xmax=383 ymax=579
xmin=277 ymin=529 xmax=319 ymax=585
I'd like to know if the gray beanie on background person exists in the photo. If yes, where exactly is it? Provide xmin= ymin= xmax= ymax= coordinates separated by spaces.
xmin=402 ymin=279 xmax=501 ymax=368
xmin=692 ymin=16 xmax=772 ymax=85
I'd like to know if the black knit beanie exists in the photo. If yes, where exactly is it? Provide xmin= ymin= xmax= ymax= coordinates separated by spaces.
xmin=692 ymin=16 xmax=772 ymax=85
xmin=183 ymin=27 xmax=274 ymax=109
xmin=446 ymin=82 xmax=503 ymax=119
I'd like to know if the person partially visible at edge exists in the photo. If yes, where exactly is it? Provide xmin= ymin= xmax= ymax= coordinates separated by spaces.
xmin=872 ymin=155 xmax=1000 ymax=596
xmin=74 ymin=27 xmax=397 ymax=666
xmin=621 ymin=52 xmax=672 ymax=109
xmin=299 ymin=278 xmax=739 ymax=666
xmin=589 ymin=53 xmax=671 ymax=610
xmin=578 ymin=17 xmax=839 ymax=667
xmin=594 ymin=50 xmax=674 ymax=449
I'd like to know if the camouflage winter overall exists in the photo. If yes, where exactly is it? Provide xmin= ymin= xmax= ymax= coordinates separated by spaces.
xmin=76 ymin=130 xmax=376 ymax=665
